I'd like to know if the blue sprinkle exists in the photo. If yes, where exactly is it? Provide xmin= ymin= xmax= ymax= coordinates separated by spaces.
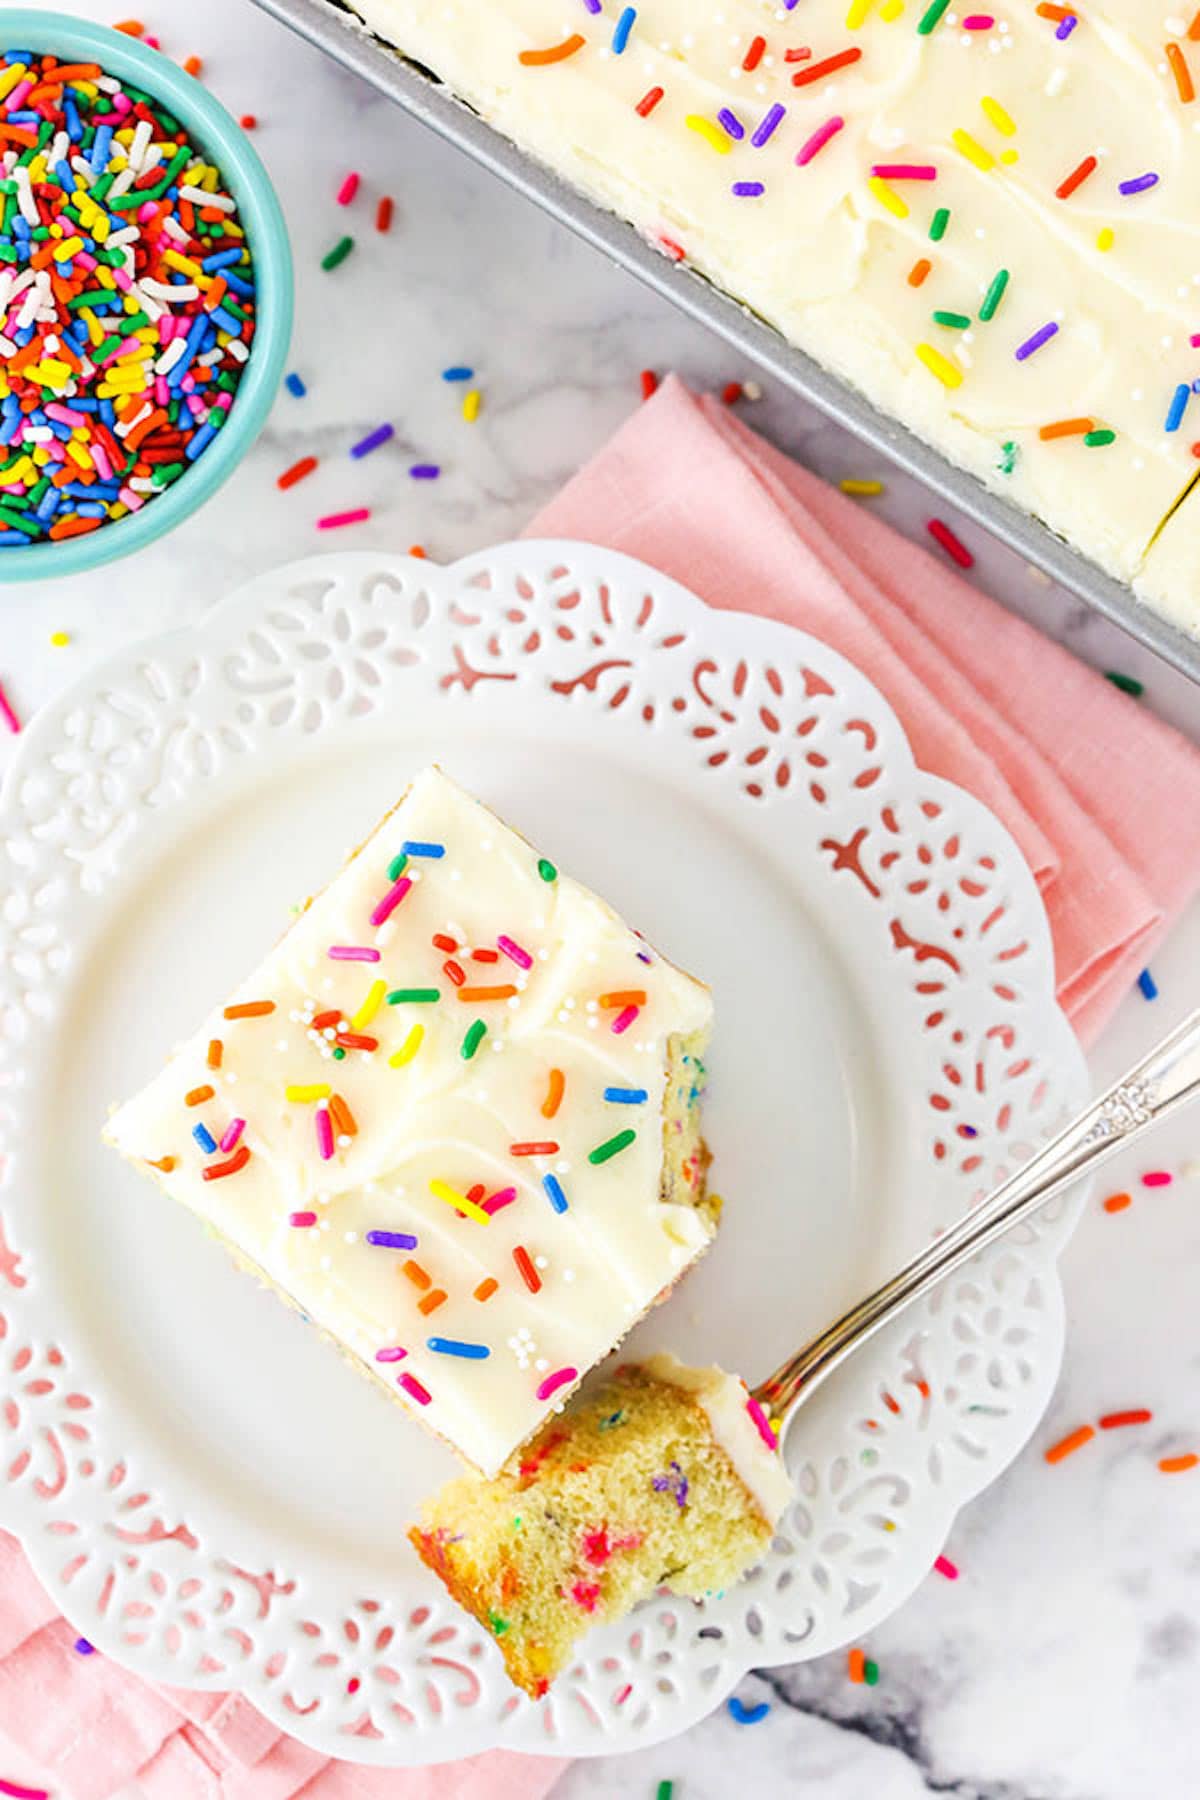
xmin=442 ymin=365 xmax=474 ymax=381
xmin=193 ymin=1123 xmax=218 ymax=1154
xmin=1165 ymin=383 xmax=1190 ymax=433
xmin=284 ymin=371 xmax=307 ymax=397
xmin=542 ymin=1173 xmax=569 ymax=1214
xmin=612 ymin=5 xmax=636 ymax=52
xmin=1137 ymin=968 xmax=1159 ymax=1000
xmin=427 ymin=1337 xmax=490 ymax=1359
xmin=402 ymin=839 xmax=445 ymax=857
xmin=74 ymin=1637 xmax=95 ymax=1655
xmin=208 ymin=304 xmax=244 ymax=335
xmin=727 ymin=1697 xmax=770 ymax=1726
xmin=366 ymin=1229 xmax=419 ymax=1249
xmin=604 ymin=1087 xmax=649 ymax=1104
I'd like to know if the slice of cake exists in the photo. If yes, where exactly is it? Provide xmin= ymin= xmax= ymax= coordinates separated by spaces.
xmin=103 ymin=768 xmax=714 ymax=1475
xmin=409 ymin=1352 xmax=792 ymax=1696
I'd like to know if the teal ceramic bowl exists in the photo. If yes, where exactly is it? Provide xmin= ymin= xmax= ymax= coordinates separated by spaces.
xmin=0 ymin=10 xmax=293 ymax=581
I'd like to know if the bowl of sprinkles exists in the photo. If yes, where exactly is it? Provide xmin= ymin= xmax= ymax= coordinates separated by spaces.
xmin=0 ymin=11 xmax=292 ymax=578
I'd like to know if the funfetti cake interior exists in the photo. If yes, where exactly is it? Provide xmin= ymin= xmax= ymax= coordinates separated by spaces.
xmin=103 ymin=767 xmax=715 ymax=1476
xmin=343 ymin=0 xmax=1200 ymax=635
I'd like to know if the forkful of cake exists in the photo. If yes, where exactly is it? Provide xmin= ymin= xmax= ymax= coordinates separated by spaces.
xmin=411 ymin=1009 xmax=1200 ymax=1695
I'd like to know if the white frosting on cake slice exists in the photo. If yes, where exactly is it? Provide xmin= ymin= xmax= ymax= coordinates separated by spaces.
xmin=640 ymin=1351 xmax=793 ymax=1527
xmin=104 ymin=767 xmax=714 ymax=1475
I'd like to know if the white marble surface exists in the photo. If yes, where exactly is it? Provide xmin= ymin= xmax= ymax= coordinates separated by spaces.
xmin=2 ymin=3 xmax=1200 ymax=1796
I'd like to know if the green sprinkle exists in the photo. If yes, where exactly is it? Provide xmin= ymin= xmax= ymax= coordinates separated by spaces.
xmin=1105 ymin=670 xmax=1144 ymax=697
xmin=1084 ymin=428 xmax=1116 ymax=447
xmin=488 ymin=1612 xmax=509 ymax=1637
xmin=864 ymin=1659 xmax=880 ymax=1686
xmin=332 ymin=1046 xmax=346 ymax=1060
xmin=599 ymin=1409 xmax=627 ymax=1431
xmin=537 ymin=858 xmax=557 ymax=883
xmin=917 ymin=0 xmax=952 ymax=31
xmin=979 ymin=268 xmax=1010 ymax=321
xmin=512 ymin=1516 xmax=522 ymax=1531
xmin=588 ymin=1128 xmax=636 ymax=1166
xmin=387 ymin=851 xmax=408 ymax=882
xmin=998 ymin=440 xmax=1018 ymax=475
xmin=387 ymin=988 xmax=440 ymax=1004
xmin=0 ymin=508 xmax=39 ymax=537
xmin=657 ymin=1785 xmax=676 ymax=1800
xmin=929 ymin=206 xmax=950 ymax=242
xmin=932 ymin=310 xmax=971 ymax=329
xmin=321 ymin=235 xmax=355 ymax=271
xmin=462 ymin=1019 xmax=487 ymax=1060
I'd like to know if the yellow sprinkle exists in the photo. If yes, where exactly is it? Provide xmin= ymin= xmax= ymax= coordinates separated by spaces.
xmin=868 ymin=175 xmax=909 ymax=219
xmin=30 ymin=447 xmax=49 ymax=469
xmin=840 ymin=478 xmax=884 ymax=496
xmin=999 ymin=148 xmax=1019 ymax=165
xmin=4 ymin=456 xmax=34 ymax=485
xmin=685 ymin=114 xmax=733 ymax=154
xmin=916 ymin=343 xmax=964 ymax=389
xmin=846 ymin=0 xmax=873 ymax=24
xmin=163 ymin=249 xmax=203 ymax=279
xmin=351 ymin=978 xmax=387 ymax=1031
xmin=27 ymin=360 xmax=71 ymax=388
xmin=1096 ymin=226 xmax=1114 ymax=251
xmin=390 ymin=1023 xmax=424 ymax=1068
xmin=952 ymin=129 xmax=996 ymax=173
xmin=980 ymin=95 xmax=1016 ymax=136
xmin=49 ymin=631 xmax=71 ymax=648
xmin=880 ymin=0 xmax=904 ymax=15
xmin=462 ymin=389 xmax=482 ymax=423
xmin=52 ymin=235 xmax=84 ymax=262
xmin=285 ymin=1082 xmax=332 ymax=1102
xmin=65 ymin=440 xmax=91 ymax=470
xmin=429 ymin=1178 xmax=491 ymax=1226
xmin=0 ymin=63 xmax=28 ymax=103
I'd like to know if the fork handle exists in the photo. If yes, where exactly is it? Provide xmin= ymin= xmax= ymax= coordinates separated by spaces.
xmin=754 ymin=1007 xmax=1200 ymax=1419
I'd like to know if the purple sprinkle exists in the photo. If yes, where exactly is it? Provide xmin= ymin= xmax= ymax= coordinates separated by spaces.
xmin=375 ymin=1346 xmax=408 ymax=1362
xmin=1055 ymin=12 xmax=1077 ymax=37
xmin=732 ymin=181 xmax=766 ymax=197
xmin=717 ymin=107 xmax=745 ymax=140
xmin=409 ymin=463 xmax=440 ymax=480
xmin=636 ymin=949 xmax=653 ymax=964
xmin=1119 ymin=171 xmax=1158 ymax=196
xmin=651 ymin=1459 xmax=690 ymax=1509
xmin=751 ymin=102 xmax=786 ymax=148
xmin=350 ymin=422 xmax=395 ymax=459
xmin=74 ymin=1637 xmax=95 ymax=1655
xmin=366 ymin=1229 xmax=419 ymax=1249
xmin=580 ymin=0 xmax=601 ymax=10
xmin=1014 ymin=321 xmax=1058 ymax=361
xmin=328 ymin=945 xmax=382 ymax=962
xmin=497 ymin=933 xmax=533 ymax=970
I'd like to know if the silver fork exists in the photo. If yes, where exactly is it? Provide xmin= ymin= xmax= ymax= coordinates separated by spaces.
xmin=754 ymin=1009 xmax=1200 ymax=1422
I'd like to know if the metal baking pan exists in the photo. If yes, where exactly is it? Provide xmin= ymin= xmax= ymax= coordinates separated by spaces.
xmin=255 ymin=0 xmax=1200 ymax=684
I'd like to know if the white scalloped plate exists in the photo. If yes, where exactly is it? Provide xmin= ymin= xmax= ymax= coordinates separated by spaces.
xmin=0 ymin=544 xmax=1087 ymax=1765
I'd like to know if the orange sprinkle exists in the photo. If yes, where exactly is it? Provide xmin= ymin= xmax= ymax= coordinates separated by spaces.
xmin=510 ymin=1141 xmax=560 ymax=1156
xmin=48 ymin=515 xmax=102 ymax=540
xmin=1167 ymin=41 xmax=1195 ymax=103
xmin=185 ymin=1085 xmax=215 ymax=1107
xmin=1103 ymin=1191 xmax=1132 ymax=1213
xmin=403 ymin=1260 xmax=432 ymax=1291
xmin=474 ymin=1277 xmax=499 ymax=1302
xmin=207 ymin=1039 xmax=223 ymax=1069
xmin=598 ymin=989 xmax=647 ymax=1008
xmin=408 ymin=544 xmax=427 ymax=558
xmin=542 ymin=1068 xmax=565 ymax=1119
xmin=329 ymin=1093 xmax=358 ymax=1138
xmin=519 ymin=32 xmax=586 ymax=65
xmin=847 ymin=1648 xmax=866 ymax=1683
xmin=418 ymin=1288 xmax=448 ymax=1315
xmin=34 ymin=63 xmax=102 ymax=81
xmin=224 ymin=1000 xmax=275 ymax=1018
xmin=456 ymin=984 xmax=517 ymax=1002
xmin=1045 ymin=1424 xmax=1095 ymax=1464
xmin=183 ymin=54 xmax=203 ymax=76
xmin=1191 ymin=7 xmax=1200 ymax=41
xmin=146 ymin=1155 xmax=176 ymax=1172
xmin=513 ymin=1245 xmax=541 ymax=1293
xmin=1039 ymin=418 xmax=1094 ymax=440
xmin=1036 ymin=2 xmax=1072 ymax=16
xmin=908 ymin=258 xmax=932 ymax=288
xmin=113 ymin=18 xmax=145 ymax=33
xmin=1099 ymin=1409 xmax=1152 ymax=1430
xmin=1159 ymin=1453 xmax=1199 ymax=1473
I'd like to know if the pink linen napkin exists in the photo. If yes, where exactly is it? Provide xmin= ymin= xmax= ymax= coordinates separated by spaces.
xmin=526 ymin=376 xmax=1200 ymax=1043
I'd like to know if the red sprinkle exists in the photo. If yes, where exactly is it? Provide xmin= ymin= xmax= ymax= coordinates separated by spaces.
xmin=376 ymin=195 xmax=394 ymax=233
xmin=510 ymin=1141 xmax=559 ymax=1156
xmin=721 ymin=381 xmax=744 ymax=405
xmin=640 ymin=369 xmax=659 ymax=400
xmin=743 ymin=34 xmax=766 ymax=71
xmin=277 ymin=455 xmax=318 ymax=490
xmin=792 ymin=46 xmax=862 ymax=87
xmin=513 ymin=1245 xmax=541 ymax=1293
xmin=1099 ymin=1409 xmax=1152 ymax=1429
xmin=239 ymin=113 xmax=257 ymax=128
xmin=636 ymin=85 xmax=664 ymax=117
xmin=926 ymin=518 xmax=974 ymax=568
xmin=1056 ymin=154 xmax=1098 ymax=200
xmin=202 ymin=1146 xmax=251 ymax=1182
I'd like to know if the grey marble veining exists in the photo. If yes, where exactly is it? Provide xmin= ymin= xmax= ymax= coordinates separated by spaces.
xmin=1 ymin=4 xmax=1199 ymax=1797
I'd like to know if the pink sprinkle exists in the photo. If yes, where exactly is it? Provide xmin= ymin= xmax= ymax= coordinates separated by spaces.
xmin=289 ymin=1211 xmax=317 ymax=1227
xmin=483 ymin=1186 xmax=518 ymax=1215
xmin=497 ymin=934 xmax=533 ymax=970
xmin=611 ymin=1004 xmax=639 ymax=1034
xmin=614 ymin=1683 xmax=633 ymax=1706
xmin=336 ymin=171 xmax=360 ymax=205
xmin=328 ymin=945 xmax=382 ymax=961
xmin=317 ymin=509 xmax=371 ymax=530
xmin=934 ymin=1554 xmax=960 ymax=1580
xmin=962 ymin=13 xmax=995 ymax=25
xmin=0 ymin=1779 xmax=50 ymax=1800
xmin=219 ymin=1118 xmax=246 ymax=1153
xmin=796 ymin=114 xmax=844 ymax=166
xmin=1191 ymin=333 xmax=1200 ymax=348
xmin=1142 ymin=1170 xmax=1173 ymax=1187
xmin=746 ymin=1395 xmax=779 ymax=1452
xmin=315 ymin=1105 xmax=335 ymax=1161
xmin=0 ymin=680 xmax=21 ymax=735
xmin=375 ymin=1346 xmax=407 ymax=1362
xmin=871 ymin=163 xmax=937 ymax=180
xmin=536 ymin=1366 xmax=578 ymax=1402
xmin=370 ymin=874 xmax=412 ymax=927
xmin=400 ymin=1371 xmax=432 ymax=1405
